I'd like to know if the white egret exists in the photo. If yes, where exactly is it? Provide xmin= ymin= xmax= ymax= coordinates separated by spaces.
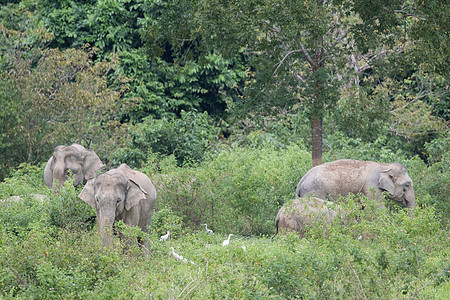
xmin=202 ymin=223 xmax=213 ymax=234
xmin=160 ymin=230 xmax=170 ymax=241
xmin=183 ymin=258 xmax=195 ymax=264
xmin=171 ymin=247 xmax=184 ymax=261
xmin=222 ymin=234 xmax=234 ymax=247
xmin=171 ymin=247 xmax=195 ymax=264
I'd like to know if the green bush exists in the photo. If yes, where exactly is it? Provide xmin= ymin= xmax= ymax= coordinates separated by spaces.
xmin=45 ymin=178 xmax=95 ymax=230
xmin=112 ymin=110 xmax=216 ymax=167
xmin=405 ymin=154 xmax=449 ymax=226
xmin=324 ymin=131 xmax=407 ymax=162
xmin=0 ymin=163 xmax=48 ymax=231
xmin=149 ymin=207 xmax=184 ymax=239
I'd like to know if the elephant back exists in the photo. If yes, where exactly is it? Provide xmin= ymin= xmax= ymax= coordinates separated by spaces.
xmin=117 ymin=164 xmax=157 ymax=202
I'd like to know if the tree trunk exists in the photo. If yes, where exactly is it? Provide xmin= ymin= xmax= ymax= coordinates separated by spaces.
xmin=311 ymin=116 xmax=323 ymax=167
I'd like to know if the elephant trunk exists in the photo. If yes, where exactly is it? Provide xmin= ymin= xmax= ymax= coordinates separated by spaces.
xmin=97 ymin=209 xmax=116 ymax=246
xmin=52 ymin=168 xmax=66 ymax=188
xmin=405 ymin=188 xmax=416 ymax=217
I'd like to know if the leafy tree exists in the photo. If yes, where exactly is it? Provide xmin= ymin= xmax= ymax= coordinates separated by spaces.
xmin=0 ymin=9 xmax=126 ymax=179
xmin=32 ymin=0 xmax=247 ymax=122
xmin=147 ymin=0 xmax=445 ymax=165
xmin=115 ymin=49 xmax=246 ymax=122
xmin=35 ymin=0 xmax=144 ymax=56
xmin=410 ymin=0 xmax=450 ymax=79
xmin=147 ymin=0 xmax=424 ymax=167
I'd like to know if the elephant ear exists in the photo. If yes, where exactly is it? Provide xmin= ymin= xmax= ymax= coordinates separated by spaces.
xmin=79 ymin=179 xmax=96 ymax=210
xmin=82 ymin=150 xmax=104 ymax=181
xmin=125 ymin=178 xmax=148 ymax=211
xmin=44 ymin=156 xmax=54 ymax=188
xmin=378 ymin=169 xmax=396 ymax=196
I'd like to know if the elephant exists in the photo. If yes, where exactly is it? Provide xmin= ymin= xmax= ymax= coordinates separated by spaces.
xmin=44 ymin=143 xmax=104 ymax=189
xmin=274 ymin=197 xmax=338 ymax=238
xmin=78 ymin=163 xmax=157 ymax=249
xmin=296 ymin=159 xmax=415 ymax=215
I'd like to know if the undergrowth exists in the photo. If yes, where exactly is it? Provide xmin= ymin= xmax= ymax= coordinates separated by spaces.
xmin=0 ymin=145 xmax=448 ymax=299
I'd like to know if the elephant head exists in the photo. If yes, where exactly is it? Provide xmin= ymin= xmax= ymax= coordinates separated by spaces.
xmin=79 ymin=164 xmax=156 ymax=246
xmin=44 ymin=144 xmax=104 ymax=189
xmin=378 ymin=163 xmax=416 ymax=215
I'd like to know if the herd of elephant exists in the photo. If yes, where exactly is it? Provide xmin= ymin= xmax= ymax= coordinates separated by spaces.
xmin=44 ymin=143 xmax=416 ymax=247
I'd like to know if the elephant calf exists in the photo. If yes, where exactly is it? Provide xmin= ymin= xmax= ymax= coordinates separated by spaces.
xmin=79 ymin=164 xmax=157 ymax=249
xmin=296 ymin=159 xmax=415 ymax=215
xmin=274 ymin=197 xmax=338 ymax=238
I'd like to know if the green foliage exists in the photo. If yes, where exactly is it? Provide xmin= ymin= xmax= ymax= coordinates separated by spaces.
xmin=411 ymin=151 xmax=450 ymax=226
xmin=45 ymin=178 xmax=96 ymax=230
xmin=35 ymin=0 xmax=143 ymax=55
xmin=411 ymin=0 xmax=450 ymax=78
xmin=0 ymin=0 xmax=448 ymax=297
xmin=113 ymin=110 xmax=216 ymax=167
xmin=330 ymin=85 xmax=391 ymax=141
xmin=0 ymin=195 xmax=44 ymax=231
xmin=425 ymin=133 xmax=450 ymax=163
xmin=324 ymin=131 xmax=408 ymax=162
xmin=0 ymin=163 xmax=46 ymax=230
xmin=152 ymin=143 xmax=311 ymax=235
xmin=32 ymin=0 xmax=247 ymax=121
xmin=116 ymin=49 xmax=246 ymax=122
xmin=0 ymin=15 xmax=126 ymax=179
xmin=1 ymin=219 xmax=447 ymax=299
xmin=149 ymin=207 xmax=184 ymax=239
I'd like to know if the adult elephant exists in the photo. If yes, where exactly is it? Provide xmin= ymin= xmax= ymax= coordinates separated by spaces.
xmin=78 ymin=163 xmax=157 ymax=248
xmin=296 ymin=159 xmax=415 ymax=215
xmin=44 ymin=143 xmax=104 ymax=188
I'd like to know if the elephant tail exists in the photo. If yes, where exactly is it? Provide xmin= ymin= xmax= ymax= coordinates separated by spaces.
xmin=271 ymin=218 xmax=280 ymax=240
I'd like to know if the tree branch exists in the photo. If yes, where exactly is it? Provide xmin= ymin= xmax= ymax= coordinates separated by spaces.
xmin=273 ymin=49 xmax=303 ymax=76
xmin=298 ymin=41 xmax=315 ymax=67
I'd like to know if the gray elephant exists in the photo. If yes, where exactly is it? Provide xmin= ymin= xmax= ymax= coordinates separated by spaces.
xmin=274 ymin=197 xmax=338 ymax=238
xmin=296 ymin=159 xmax=415 ymax=214
xmin=44 ymin=143 xmax=104 ymax=188
xmin=78 ymin=163 xmax=157 ymax=248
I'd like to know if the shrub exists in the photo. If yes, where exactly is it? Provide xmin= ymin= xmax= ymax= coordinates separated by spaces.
xmin=0 ymin=163 xmax=48 ymax=231
xmin=0 ymin=200 xmax=447 ymax=299
xmin=149 ymin=207 xmax=184 ymax=240
xmin=324 ymin=131 xmax=407 ymax=162
xmin=45 ymin=178 xmax=96 ymax=230
xmin=406 ymin=154 xmax=449 ymax=226
xmin=112 ymin=110 xmax=216 ymax=167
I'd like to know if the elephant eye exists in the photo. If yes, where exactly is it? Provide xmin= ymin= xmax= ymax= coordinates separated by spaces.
xmin=403 ymin=182 xmax=411 ymax=190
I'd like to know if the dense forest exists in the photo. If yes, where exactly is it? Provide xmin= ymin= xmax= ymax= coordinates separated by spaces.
xmin=0 ymin=0 xmax=448 ymax=299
